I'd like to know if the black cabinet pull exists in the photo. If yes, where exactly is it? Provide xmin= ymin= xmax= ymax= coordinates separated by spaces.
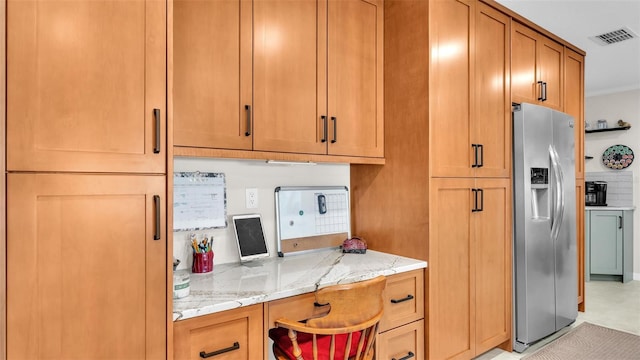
xmin=321 ymin=115 xmax=328 ymax=143
xmin=153 ymin=195 xmax=161 ymax=240
xmin=472 ymin=144 xmax=478 ymax=168
xmin=392 ymin=351 xmax=415 ymax=360
xmin=477 ymin=144 xmax=483 ymax=167
xmin=391 ymin=294 xmax=414 ymax=304
xmin=477 ymin=189 xmax=484 ymax=212
xmin=537 ymin=81 xmax=544 ymax=101
xmin=153 ymin=108 xmax=161 ymax=153
xmin=472 ymin=189 xmax=477 ymax=212
xmin=542 ymin=82 xmax=547 ymax=101
xmin=619 ymin=215 xmax=623 ymax=229
xmin=245 ymin=105 xmax=251 ymax=136
xmin=331 ymin=116 xmax=337 ymax=143
xmin=199 ymin=342 xmax=240 ymax=358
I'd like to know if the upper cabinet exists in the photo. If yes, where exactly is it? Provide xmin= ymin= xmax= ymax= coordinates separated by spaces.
xmin=254 ymin=0 xmax=384 ymax=158
xmin=430 ymin=0 xmax=510 ymax=178
xmin=512 ymin=22 xmax=564 ymax=111
xmin=174 ymin=0 xmax=383 ymax=160
xmin=7 ymin=0 xmax=166 ymax=173
xmin=173 ymin=0 xmax=253 ymax=150
xmin=564 ymin=47 xmax=585 ymax=179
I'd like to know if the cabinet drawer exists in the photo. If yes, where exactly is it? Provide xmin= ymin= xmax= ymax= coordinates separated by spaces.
xmin=266 ymin=292 xmax=330 ymax=329
xmin=376 ymin=319 xmax=425 ymax=360
xmin=173 ymin=305 xmax=263 ymax=360
xmin=380 ymin=270 xmax=425 ymax=332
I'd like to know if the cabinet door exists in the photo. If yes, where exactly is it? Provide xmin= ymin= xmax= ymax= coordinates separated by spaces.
xmin=430 ymin=0 xmax=475 ymax=177
xmin=511 ymin=23 xmax=538 ymax=105
xmin=429 ymin=178 xmax=475 ymax=359
xmin=174 ymin=305 xmax=263 ymax=360
xmin=590 ymin=210 xmax=623 ymax=275
xmin=7 ymin=174 xmax=166 ymax=359
xmin=327 ymin=0 xmax=383 ymax=158
xmin=474 ymin=178 xmax=512 ymax=354
xmin=538 ymin=37 xmax=564 ymax=110
xmin=474 ymin=4 xmax=511 ymax=178
xmin=7 ymin=0 xmax=166 ymax=173
xmin=173 ymin=0 xmax=252 ymax=150
xmin=253 ymin=0 xmax=327 ymax=154
xmin=565 ymin=48 xmax=585 ymax=179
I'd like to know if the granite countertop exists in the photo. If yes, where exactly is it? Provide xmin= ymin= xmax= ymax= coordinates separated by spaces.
xmin=585 ymin=206 xmax=636 ymax=211
xmin=173 ymin=249 xmax=427 ymax=321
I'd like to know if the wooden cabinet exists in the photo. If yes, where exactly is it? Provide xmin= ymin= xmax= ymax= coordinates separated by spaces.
xmin=565 ymin=48 xmax=585 ymax=179
xmin=7 ymin=0 xmax=166 ymax=173
xmin=429 ymin=178 xmax=512 ymax=359
xmin=377 ymin=270 xmax=425 ymax=360
xmin=512 ymin=22 xmax=564 ymax=110
xmin=430 ymin=0 xmax=510 ymax=178
xmin=254 ymin=0 xmax=383 ymax=158
xmin=351 ymin=1 xmax=514 ymax=358
xmin=174 ymin=305 xmax=263 ymax=360
xmin=173 ymin=0 xmax=252 ymax=150
xmin=174 ymin=0 xmax=383 ymax=161
xmin=7 ymin=173 xmax=166 ymax=359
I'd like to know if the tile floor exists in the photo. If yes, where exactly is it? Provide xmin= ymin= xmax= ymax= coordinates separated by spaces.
xmin=476 ymin=279 xmax=640 ymax=360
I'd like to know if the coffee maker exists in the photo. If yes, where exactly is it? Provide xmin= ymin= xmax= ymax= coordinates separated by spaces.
xmin=585 ymin=181 xmax=607 ymax=206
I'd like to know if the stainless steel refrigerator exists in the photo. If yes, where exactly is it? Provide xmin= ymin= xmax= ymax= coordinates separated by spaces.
xmin=512 ymin=102 xmax=577 ymax=352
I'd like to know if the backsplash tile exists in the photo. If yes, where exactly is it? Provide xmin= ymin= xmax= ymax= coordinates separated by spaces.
xmin=585 ymin=171 xmax=633 ymax=207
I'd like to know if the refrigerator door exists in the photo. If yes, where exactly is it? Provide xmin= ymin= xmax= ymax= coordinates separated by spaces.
xmin=513 ymin=103 xmax=556 ymax=349
xmin=551 ymin=109 xmax=577 ymax=330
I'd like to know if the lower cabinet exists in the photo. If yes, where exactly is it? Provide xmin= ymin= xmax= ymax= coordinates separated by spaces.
xmin=173 ymin=304 xmax=263 ymax=360
xmin=7 ymin=173 xmax=166 ymax=359
xmin=377 ymin=319 xmax=425 ymax=360
xmin=429 ymin=178 xmax=512 ymax=359
xmin=586 ymin=209 xmax=634 ymax=283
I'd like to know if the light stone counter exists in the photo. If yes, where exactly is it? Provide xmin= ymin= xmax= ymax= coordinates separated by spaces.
xmin=586 ymin=206 xmax=636 ymax=211
xmin=173 ymin=249 xmax=427 ymax=321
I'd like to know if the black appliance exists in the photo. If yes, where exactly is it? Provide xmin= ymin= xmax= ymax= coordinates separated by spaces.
xmin=585 ymin=181 xmax=607 ymax=206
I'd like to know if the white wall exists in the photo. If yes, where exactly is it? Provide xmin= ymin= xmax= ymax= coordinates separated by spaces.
xmin=173 ymin=158 xmax=350 ymax=269
xmin=585 ymin=89 xmax=640 ymax=279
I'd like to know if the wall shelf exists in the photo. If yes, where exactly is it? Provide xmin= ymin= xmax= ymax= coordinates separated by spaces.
xmin=585 ymin=126 xmax=630 ymax=134
xmin=585 ymin=156 xmax=594 ymax=159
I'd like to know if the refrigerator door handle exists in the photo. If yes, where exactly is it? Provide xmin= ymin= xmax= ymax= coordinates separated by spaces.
xmin=549 ymin=145 xmax=565 ymax=242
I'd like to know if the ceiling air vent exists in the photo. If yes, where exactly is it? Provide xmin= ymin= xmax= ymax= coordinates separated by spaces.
xmin=590 ymin=26 xmax=638 ymax=46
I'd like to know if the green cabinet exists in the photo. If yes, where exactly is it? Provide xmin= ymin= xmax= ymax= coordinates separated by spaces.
xmin=585 ymin=209 xmax=634 ymax=283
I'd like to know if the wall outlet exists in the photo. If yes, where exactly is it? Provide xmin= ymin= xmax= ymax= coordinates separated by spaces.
xmin=246 ymin=188 xmax=258 ymax=209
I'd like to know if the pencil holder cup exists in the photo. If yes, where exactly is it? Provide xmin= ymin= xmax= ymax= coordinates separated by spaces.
xmin=192 ymin=251 xmax=214 ymax=273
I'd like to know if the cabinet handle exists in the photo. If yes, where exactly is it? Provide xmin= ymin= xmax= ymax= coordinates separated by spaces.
xmin=153 ymin=195 xmax=161 ymax=240
xmin=321 ymin=115 xmax=328 ymax=143
xmin=392 ymin=351 xmax=415 ymax=360
xmin=477 ymin=188 xmax=484 ymax=212
xmin=245 ymin=105 xmax=251 ymax=136
xmin=390 ymin=294 xmax=414 ymax=304
xmin=537 ymin=81 xmax=544 ymax=101
xmin=472 ymin=144 xmax=479 ymax=168
xmin=619 ymin=215 xmax=623 ymax=229
xmin=472 ymin=189 xmax=477 ymax=212
xmin=153 ymin=108 xmax=161 ymax=153
xmin=477 ymin=144 xmax=483 ymax=167
xmin=331 ymin=116 xmax=337 ymax=143
xmin=199 ymin=342 xmax=240 ymax=358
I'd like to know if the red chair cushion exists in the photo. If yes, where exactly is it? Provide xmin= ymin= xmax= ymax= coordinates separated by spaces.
xmin=269 ymin=327 xmax=365 ymax=360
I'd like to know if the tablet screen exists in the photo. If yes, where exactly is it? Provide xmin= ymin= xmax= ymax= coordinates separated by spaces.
xmin=233 ymin=214 xmax=269 ymax=261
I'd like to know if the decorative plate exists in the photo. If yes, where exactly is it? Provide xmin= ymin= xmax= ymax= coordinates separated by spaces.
xmin=602 ymin=144 xmax=634 ymax=170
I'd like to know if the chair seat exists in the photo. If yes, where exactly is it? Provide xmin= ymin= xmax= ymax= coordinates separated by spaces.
xmin=269 ymin=327 xmax=364 ymax=360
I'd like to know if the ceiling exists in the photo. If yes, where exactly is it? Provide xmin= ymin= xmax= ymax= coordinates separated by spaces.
xmin=496 ymin=0 xmax=640 ymax=97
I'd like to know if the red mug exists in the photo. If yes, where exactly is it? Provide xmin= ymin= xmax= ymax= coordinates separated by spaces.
xmin=192 ymin=251 xmax=214 ymax=273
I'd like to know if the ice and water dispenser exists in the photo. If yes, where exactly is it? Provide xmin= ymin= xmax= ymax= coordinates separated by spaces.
xmin=530 ymin=167 xmax=549 ymax=220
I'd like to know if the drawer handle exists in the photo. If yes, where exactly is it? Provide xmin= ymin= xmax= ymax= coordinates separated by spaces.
xmin=390 ymin=294 xmax=414 ymax=304
xmin=392 ymin=351 xmax=415 ymax=360
xmin=199 ymin=342 xmax=240 ymax=358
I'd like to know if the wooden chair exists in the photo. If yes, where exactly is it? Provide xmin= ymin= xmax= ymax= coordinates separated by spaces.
xmin=269 ymin=276 xmax=386 ymax=360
